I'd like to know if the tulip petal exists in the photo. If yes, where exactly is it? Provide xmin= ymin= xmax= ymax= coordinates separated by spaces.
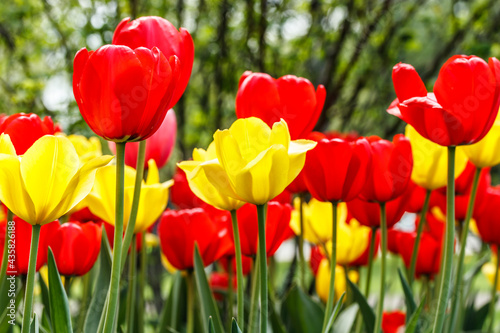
xmin=198 ymin=160 xmax=243 ymax=203
xmin=135 ymin=181 xmax=172 ymax=233
xmin=270 ymin=119 xmax=290 ymax=149
xmin=0 ymin=134 xmax=16 ymax=155
xmin=146 ymin=159 xmax=160 ymax=185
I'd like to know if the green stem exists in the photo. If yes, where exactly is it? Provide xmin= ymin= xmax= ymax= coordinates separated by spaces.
xmin=256 ymin=204 xmax=268 ymax=333
xmin=230 ymin=209 xmax=245 ymax=330
xmin=487 ymin=255 xmax=500 ymax=333
xmin=137 ymin=232 xmax=146 ymax=333
xmin=186 ymin=272 xmax=195 ymax=333
xmin=374 ymin=203 xmax=387 ymax=333
xmin=298 ymin=193 xmax=306 ymax=290
xmin=126 ymin=235 xmax=138 ymax=332
xmin=432 ymin=146 xmax=456 ymax=333
xmin=321 ymin=201 xmax=338 ymax=333
xmin=0 ymin=210 xmax=13 ymax=280
xmin=102 ymin=141 xmax=126 ymax=333
xmin=21 ymin=224 xmax=41 ymax=333
xmin=409 ymin=189 xmax=432 ymax=285
xmin=248 ymin=256 xmax=260 ymax=333
xmin=120 ymin=140 xmax=146 ymax=273
xmin=448 ymin=167 xmax=481 ymax=333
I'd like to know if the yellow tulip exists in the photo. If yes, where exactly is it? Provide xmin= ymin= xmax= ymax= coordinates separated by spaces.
xmin=161 ymin=252 xmax=178 ymax=274
xmin=87 ymin=159 xmax=173 ymax=233
xmin=0 ymin=135 xmax=112 ymax=225
xmin=322 ymin=220 xmax=370 ymax=266
xmin=178 ymin=142 xmax=244 ymax=211
xmin=202 ymin=117 xmax=316 ymax=205
xmin=67 ymin=134 xmax=103 ymax=164
xmin=406 ymin=125 xmax=467 ymax=190
xmin=316 ymin=258 xmax=359 ymax=303
xmin=290 ymin=198 xmax=348 ymax=245
xmin=462 ymin=116 xmax=500 ymax=168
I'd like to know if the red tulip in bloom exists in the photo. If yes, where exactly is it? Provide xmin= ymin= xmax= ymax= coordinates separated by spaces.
xmin=309 ymin=246 xmax=324 ymax=276
xmin=346 ymin=192 xmax=408 ymax=229
xmin=209 ymin=272 xmax=237 ymax=301
xmin=0 ymin=113 xmax=60 ymax=154
xmin=303 ymin=137 xmax=372 ymax=202
xmin=113 ymin=16 xmax=194 ymax=108
xmin=170 ymin=167 xmax=206 ymax=209
xmin=73 ymin=45 xmax=180 ymax=142
xmin=359 ymin=135 xmax=413 ymax=203
xmin=391 ymin=56 xmax=500 ymax=146
xmin=405 ymin=181 xmax=427 ymax=214
xmin=109 ymin=109 xmax=177 ymax=169
xmin=219 ymin=255 xmax=253 ymax=276
xmin=382 ymin=311 xmax=406 ymax=333
xmin=159 ymin=208 xmax=232 ymax=270
xmin=235 ymin=71 xmax=326 ymax=139
xmin=474 ymin=186 xmax=500 ymax=246
xmin=236 ymin=202 xmax=292 ymax=257
xmin=46 ymin=221 xmax=101 ymax=276
xmin=69 ymin=207 xmax=103 ymax=223
xmin=0 ymin=217 xmax=59 ymax=275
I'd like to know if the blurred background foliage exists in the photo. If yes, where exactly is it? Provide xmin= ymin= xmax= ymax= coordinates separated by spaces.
xmin=1 ymin=0 xmax=500 ymax=158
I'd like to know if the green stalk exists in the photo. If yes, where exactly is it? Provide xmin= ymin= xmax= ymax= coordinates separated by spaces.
xmin=298 ymin=193 xmax=306 ymax=290
xmin=321 ymin=201 xmax=338 ymax=333
xmin=21 ymin=224 xmax=41 ymax=333
xmin=230 ymin=209 xmax=245 ymax=330
xmin=409 ymin=189 xmax=432 ymax=285
xmin=120 ymin=140 xmax=146 ymax=273
xmin=487 ymin=255 xmax=500 ymax=333
xmin=248 ymin=256 xmax=260 ymax=333
xmin=186 ymin=272 xmax=195 ymax=333
xmin=102 ymin=141 xmax=126 ymax=333
xmin=126 ymin=235 xmax=138 ymax=332
xmin=137 ymin=232 xmax=146 ymax=333
xmin=432 ymin=146 xmax=456 ymax=333
xmin=374 ymin=203 xmax=387 ymax=333
xmin=448 ymin=167 xmax=481 ymax=333
xmin=354 ymin=227 xmax=377 ymax=333
xmin=0 ymin=210 xmax=13 ymax=280
xmin=256 ymin=204 xmax=268 ymax=333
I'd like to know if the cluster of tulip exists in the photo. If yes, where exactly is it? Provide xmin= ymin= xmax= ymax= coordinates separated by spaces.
xmin=1 ymin=14 xmax=500 ymax=333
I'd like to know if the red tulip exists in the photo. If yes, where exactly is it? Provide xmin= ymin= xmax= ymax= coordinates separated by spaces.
xmin=405 ymin=181 xmax=427 ymax=214
xmin=303 ymin=137 xmax=372 ymax=202
xmin=236 ymin=202 xmax=292 ymax=257
xmin=219 ymin=255 xmax=253 ymax=276
xmin=382 ymin=311 xmax=406 ymax=333
xmin=271 ymin=189 xmax=293 ymax=205
xmin=113 ymin=16 xmax=194 ymax=108
xmin=69 ymin=207 xmax=103 ymax=223
xmin=158 ymin=208 xmax=232 ymax=270
xmin=0 ymin=217 xmax=59 ymax=275
xmin=73 ymin=45 xmax=180 ymax=142
xmin=359 ymin=135 xmax=413 ymax=203
xmin=348 ymin=227 xmax=380 ymax=267
xmin=387 ymin=229 xmax=401 ymax=254
xmin=170 ymin=167 xmax=206 ymax=209
xmin=46 ymin=221 xmax=101 ymax=276
xmin=209 ymin=272 xmax=237 ymax=301
xmin=103 ymin=222 xmax=142 ymax=252
xmin=346 ymin=193 xmax=408 ymax=229
xmin=474 ymin=186 xmax=500 ymax=246
xmin=309 ymin=246 xmax=324 ymax=276
xmin=0 ymin=113 xmax=60 ymax=154
xmin=235 ymin=71 xmax=326 ymax=139
xmin=109 ymin=109 xmax=177 ymax=169
xmin=392 ymin=56 xmax=500 ymax=146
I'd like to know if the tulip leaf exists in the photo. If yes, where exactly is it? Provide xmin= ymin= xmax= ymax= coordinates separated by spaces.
xmin=397 ymin=268 xmax=416 ymax=320
xmin=346 ymin=277 xmax=375 ymax=333
xmin=332 ymin=304 xmax=359 ymax=333
xmin=84 ymin=230 xmax=112 ymax=333
xmin=269 ymin=291 xmax=286 ymax=333
xmin=405 ymin=297 xmax=425 ymax=333
xmin=208 ymin=317 xmax=215 ymax=333
xmin=281 ymin=285 xmax=324 ymax=333
xmin=47 ymin=248 xmax=72 ymax=333
xmin=39 ymin=275 xmax=52 ymax=331
xmin=324 ymin=292 xmax=345 ymax=332
xmin=193 ymin=244 xmax=224 ymax=333
xmin=158 ymin=271 xmax=185 ymax=333
xmin=29 ymin=313 xmax=39 ymax=333
xmin=231 ymin=318 xmax=243 ymax=333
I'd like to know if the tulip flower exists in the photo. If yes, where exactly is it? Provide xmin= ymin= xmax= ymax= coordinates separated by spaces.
xmin=236 ymin=72 xmax=326 ymax=139
xmin=0 ymin=217 xmax=59 ymax=275
xmin=0 ymin=113 xmax=61 ymax=155
xmin=46 ymin=221 xmax=101 ymax=276
xmin=113 ymin=16 xmax=194 ymax=108
xmin=346 ymin=195 xmax=407 ymax=229
xmin=86 ymin=159 xmax=173 ymax=234
xmin=474 ymin=186 xmax=500 ymax=247
xmin=315 ymin=258 xmax=359 ymax=303
xmin=405 ymin=181 xmax=427 ymax=214
xmin=67 ymin=134 xmax=102 ymax=164
xmin=109 ymin=109 xmax=177 ymax=169
xmin=209 ymin=272 xmax=237 ymax=301
xmin=382 ymin=311 xmax=406 ymax=333
xmin=73 ymin=44 xmax=180 ymax=142
xmin=158 ymin=208 xmax=232 ymax=270
xmin=348 ymin=225 xmax=380 ymax=267
xmin=170 ymin=167 xmax=206 ymax=209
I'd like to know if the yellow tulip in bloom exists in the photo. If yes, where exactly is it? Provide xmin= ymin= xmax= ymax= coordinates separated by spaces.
xmin=316 ymin=259 xmax=359 ymax=302
xmin=0 ymin=135 xmax=112 ymax=225
xmin=322 ymin=219 xmax=370 ymax=266
xmin=87 ymin=159 xmax=173 ymax=233
xmin=201 ymin=117 xmax=316 ymax=205
xmin=290 ymin=198 xmax=348 ymax=245
xmin=178 ymin=142 xmax=244 ymax=211
xmin=406 ymin=125 xmax=467 ymax=190
xmin=67 ymin=134 xmax=103 ymax=164
xmin=462 ymin=116 xmax=500 ymax=168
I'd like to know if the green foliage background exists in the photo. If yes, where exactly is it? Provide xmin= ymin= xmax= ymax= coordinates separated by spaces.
xmin=1 ymin=0 xmax=500 ymax=157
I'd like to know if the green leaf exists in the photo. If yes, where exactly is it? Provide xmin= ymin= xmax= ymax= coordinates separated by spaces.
xmin=39 ymin=274 xmax=52 ymax=331
xmin=158 ymin=272 xmax=185 ymax=333
xmin=281 ymin=285 xmax=324 ymax=333
xmin=193 ymin=244 xmax=224 ymax=333
xmin=332 ymin=304 xmax=359 ymax=333
xmin=397 ymin=268 xmax=416 ymax=320
xmin=84 ymin=230 xmax=112 ymax=333
xmin=0 ymin=278 xmax=22 ymax=333
xmin=231 ymin=318 xmax=243 ymax=333
xmin=405 ymin=297 xmax=425 ymax=333
xmin=463 ymin=295 xmax=490 ymax=331
xmin=346 ymin=277 xmax=375 ymax=333
xmin=324 ymin=292 xmax=345 ymax=332
xmin=30 ymin=313 xmax=39 ymax=333
xmin=269 ymin=290 xmax=286 ymax=333
xmin=47 ymin=248 xmax=72 ymax=332
xmin=208 ymin=317 xmax=215 ymax=333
